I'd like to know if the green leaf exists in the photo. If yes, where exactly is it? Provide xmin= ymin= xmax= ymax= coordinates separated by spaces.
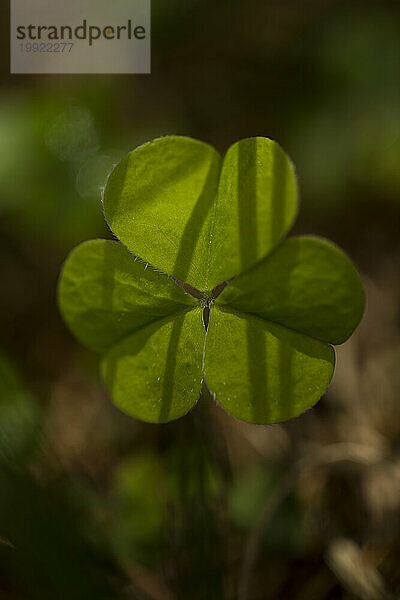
xmin=58 ymin=239 xmax=196 ymax=353
xmin=101 ymin=309 xmax=205 ymax=423
xmin=204 ymin=307 xmax=335 ymax=424
xmin=103 ymin=136 xmax=297 ymax=291
xmin=217 ymin=236 xmax=365 ymax=344
xmin=58 ymin=135 xmax=365 ymax=426
xmin=103 ymin=136 xmax=222 ymax=291
xmin=208 ymin=137 xmax=298 ymax=287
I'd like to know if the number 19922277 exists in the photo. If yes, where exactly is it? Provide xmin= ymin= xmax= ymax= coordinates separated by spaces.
xmin=19 ymin=42 xmax=74 ymax=52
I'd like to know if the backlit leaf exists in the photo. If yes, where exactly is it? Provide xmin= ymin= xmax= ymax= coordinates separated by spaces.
xmin=218 ymin=236 xmax=365 ymax=344
xmin=204 ymin=307 xmax=335 ymax=424
xmin=58 ymin=239 xmax=196 ymax=353
xmin=102 ymin=136 xmax=297 ymax=291
xmin=208 ymin=137 xmax=298 ymax=287
xmin=101 ymin=309 xmax=204 ymax=423
xmin=103 ymin=136 xmax=221 ymax=291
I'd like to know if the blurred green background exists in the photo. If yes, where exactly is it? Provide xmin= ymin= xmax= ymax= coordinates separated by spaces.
xmin=1 ymin=1 xmax=400 ymax=598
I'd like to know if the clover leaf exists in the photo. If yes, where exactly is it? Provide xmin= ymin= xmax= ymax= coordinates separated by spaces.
xmin=58 ymin=136 xmax=365 ymax=425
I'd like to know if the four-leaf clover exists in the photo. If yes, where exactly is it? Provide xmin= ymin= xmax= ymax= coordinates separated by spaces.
xmin=58 ymin=136 xmax=365 ymax=424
